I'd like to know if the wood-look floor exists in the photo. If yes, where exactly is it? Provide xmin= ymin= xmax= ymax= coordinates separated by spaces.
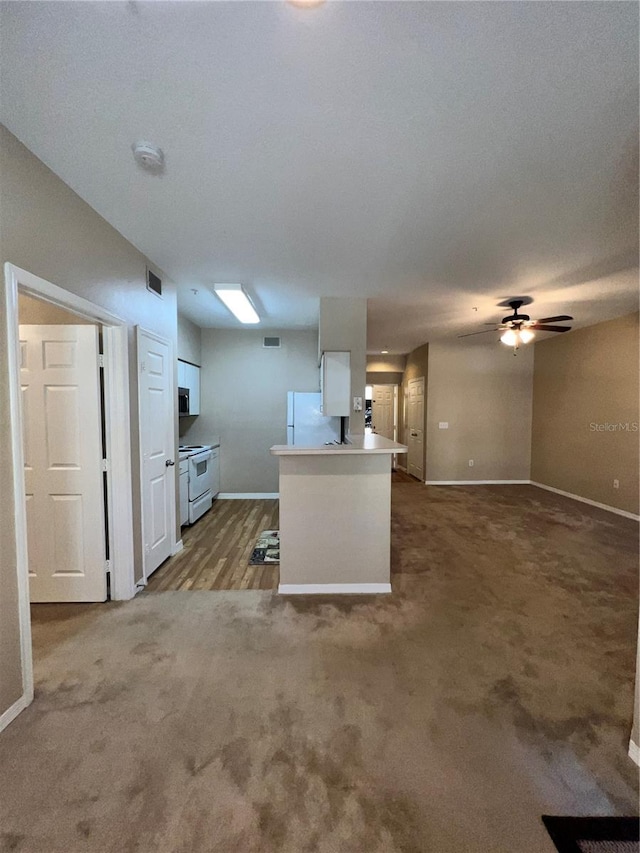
xmin=145 ymin=499 xmax=279 ymax=592
xmin=148 ymin=471 xmax=411 ymax=593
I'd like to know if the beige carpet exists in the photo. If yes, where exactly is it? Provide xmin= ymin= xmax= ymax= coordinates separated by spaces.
xmin=0 ymin=482 xmax=638 ymax=852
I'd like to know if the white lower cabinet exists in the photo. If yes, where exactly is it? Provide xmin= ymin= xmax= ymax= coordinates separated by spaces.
xmin=179 ymin=459 xmax=189 ymax=526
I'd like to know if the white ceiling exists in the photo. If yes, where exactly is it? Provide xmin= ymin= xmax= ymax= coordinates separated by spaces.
xmin=1 ymin=1 xmax=638 ymax=353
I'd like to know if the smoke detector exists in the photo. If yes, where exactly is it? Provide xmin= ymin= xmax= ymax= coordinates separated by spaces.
xmin=132 ymin=141 xmax=164 ymax=174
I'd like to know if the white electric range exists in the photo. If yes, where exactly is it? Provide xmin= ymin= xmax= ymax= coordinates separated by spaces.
xmin=178 ymin=439 xmax=220 ymax=524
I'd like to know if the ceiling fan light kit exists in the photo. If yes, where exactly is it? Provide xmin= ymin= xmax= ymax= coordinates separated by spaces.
xmin=500 ymin=329 xmax=519 ymax=347
xmin=459 ymin=299 xmax=573 ymax=352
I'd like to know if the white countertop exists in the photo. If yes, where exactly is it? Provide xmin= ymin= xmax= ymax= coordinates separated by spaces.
xmin=270 ymin=434 xmax=407 ymax=456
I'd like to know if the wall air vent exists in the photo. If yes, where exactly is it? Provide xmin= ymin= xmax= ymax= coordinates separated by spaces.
xmin=146 ymin=268 xmax=162 ymax=297
xmin=263 ymin=336 xmax=281 ymax=348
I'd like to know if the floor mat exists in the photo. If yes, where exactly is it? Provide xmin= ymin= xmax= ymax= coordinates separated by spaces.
xmin=248 ymin=529 xmax=280 ymax=565
xmin=542 ymin=815 xmax=639 ymax=852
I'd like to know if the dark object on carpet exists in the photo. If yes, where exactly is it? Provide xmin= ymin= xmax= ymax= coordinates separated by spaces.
xmin=542 ymin=815 xmax=639 ymax=852
xmin=249 ymin=529 xmax=280 ymax=565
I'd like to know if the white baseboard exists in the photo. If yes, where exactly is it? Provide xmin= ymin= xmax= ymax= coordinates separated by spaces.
xmin=278 ymin=583 xmax=392 ymax=595
xmin=171 ymin=539 xmax=184 ymax=556
xmin=629 ymin=739 xmax=640 ymax=766
xmin=218 ymin=493 xmax=279 ymax=500
xmin=396 ymin=464 xmax=407 ymax=473
xmin=425 ymin=480 xmax=531 ymax=486
xmin=530 ymin=481 xmax=640 ymax=521
xmin=0 ymin=692 xmax=31 ymax=733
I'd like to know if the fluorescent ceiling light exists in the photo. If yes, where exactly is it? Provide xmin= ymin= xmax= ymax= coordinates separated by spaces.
xmin=213 ymin=283 xmax=259 ymax=324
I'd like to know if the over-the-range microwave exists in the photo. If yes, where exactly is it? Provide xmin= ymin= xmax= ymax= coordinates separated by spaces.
xmin=178 ymin=386 xmax=190 ymax=417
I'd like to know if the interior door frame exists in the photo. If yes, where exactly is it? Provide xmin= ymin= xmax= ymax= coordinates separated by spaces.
xmin=136 ymin=326 xmax=177 ymax=583
xmin=3 ymin=263 xmax=137 ymax=726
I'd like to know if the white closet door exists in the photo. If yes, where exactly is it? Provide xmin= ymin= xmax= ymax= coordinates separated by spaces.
xmin=138 ymin=328 xmax=175 ymax=579
xmin=407 ymin=377 xmax=425 ymax=480
xmin=20 ymin=324 xmax=107 ymax=602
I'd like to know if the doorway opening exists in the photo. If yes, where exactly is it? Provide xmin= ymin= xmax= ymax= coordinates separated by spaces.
xmin=365 ymin=383 xmax=400 ymax=468
xmin=365 ymin=384 xmax=398 ymax=440
xmin=3 ymin=263 xmax=135 ymax=728
xmin=18 ymin=292 xmax=109 ymax=604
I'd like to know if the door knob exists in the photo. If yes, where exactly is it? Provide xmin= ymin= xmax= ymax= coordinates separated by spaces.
xmin=165 ymin=459 xmax=175 ymax=467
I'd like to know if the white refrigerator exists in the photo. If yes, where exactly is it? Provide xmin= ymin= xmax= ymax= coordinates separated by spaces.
xmin=287 ymin=392 xmax=341 ymax=446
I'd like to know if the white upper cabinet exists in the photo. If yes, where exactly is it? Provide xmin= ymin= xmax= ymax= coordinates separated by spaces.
xmin=178 ymin=359 xmax=200 ymax=416
xmin=321 ymin=351 xmax=350 ymax=416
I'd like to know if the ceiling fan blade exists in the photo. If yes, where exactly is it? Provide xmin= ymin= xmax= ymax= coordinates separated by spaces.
xmin=535 ymin=315 xmax=573 ymax=323
xmin=457 ymin=329 xmax=498 ymax=338
xmin=529 ymin=324 xmax=571 ymax=332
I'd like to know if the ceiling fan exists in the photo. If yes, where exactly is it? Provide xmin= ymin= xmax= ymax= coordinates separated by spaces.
xmin=458 ymin=299 xmax=573 ymax=348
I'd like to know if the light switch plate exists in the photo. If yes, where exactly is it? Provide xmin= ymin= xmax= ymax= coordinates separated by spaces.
xmin=353 ymin=396 xmax=363 ymax=412
xmin=438 ymin=422 xmax=449 ymax=429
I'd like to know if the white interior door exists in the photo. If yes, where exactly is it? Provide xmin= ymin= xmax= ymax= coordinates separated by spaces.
xmin=137 ymin=328 xmax=175 ymax=579
xmin=407 ymin=377 xmax=425 ymax=480
xmin=372 ymin=385 xmax=395 ymax=440
xmin=20 ymin=324 xmax=107 ymax=602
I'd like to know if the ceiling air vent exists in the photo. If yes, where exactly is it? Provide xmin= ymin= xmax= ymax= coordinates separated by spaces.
xmin=263 ymin=336 xmax=281 ymax=349
xmin=146 ymin=268 xmax=162 ymax=297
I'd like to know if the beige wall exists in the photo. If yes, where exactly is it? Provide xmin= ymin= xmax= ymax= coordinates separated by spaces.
xmin=180 ymin=328 xmax=319 ymax=493
xmin=319 ymin=297 xmax=367 ymax=434
xmin=366 ymin=354 xmax=407 ymax=373
xmin=177 ymin=313 xmax=202 ymax=366
xmin=18 ymin=293 xmax=92 ymax=325
xmin=531 ymin=313 xmax=639 ymax=514
xmin=367 ymin=355 xmax=406 ymax=389
xmin=404 ymin=343 xmax=429 ymax=384
xmin=426 ymin=342 xmax=533 ymax=482
xmin=0 ymin=124 xmax=177 ymax=719
xmin=367 ymin=371 xmax=404 ymax=386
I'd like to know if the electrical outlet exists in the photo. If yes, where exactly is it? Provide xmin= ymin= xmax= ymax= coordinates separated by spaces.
xmin=468 ymin=459 xmax=474 ymax=467
xmin=438 ymin=422 xmax=449 ymax=430
xmin=613 ymin=479 xmax=619 ymax=489
xmin=353 ymin=396 xmax=363 ymax=412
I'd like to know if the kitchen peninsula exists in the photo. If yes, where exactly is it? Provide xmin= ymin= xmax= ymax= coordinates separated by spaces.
xmin=270 ymin=435 xmax=407 ymax=594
